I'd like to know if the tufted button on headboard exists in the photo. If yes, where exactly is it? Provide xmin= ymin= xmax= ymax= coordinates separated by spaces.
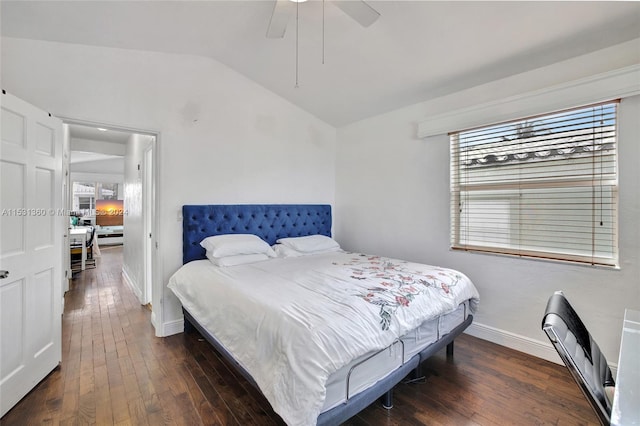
xmin=182 ymin=204 xmax=332 ymax=264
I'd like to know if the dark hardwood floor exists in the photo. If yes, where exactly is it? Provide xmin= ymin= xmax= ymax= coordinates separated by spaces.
xmin=1 ymin=245 xmax=599 ymax=425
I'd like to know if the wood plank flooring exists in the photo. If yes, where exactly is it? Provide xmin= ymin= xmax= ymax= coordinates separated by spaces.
xmin=1 ymin=245 xmax=599 ymax=425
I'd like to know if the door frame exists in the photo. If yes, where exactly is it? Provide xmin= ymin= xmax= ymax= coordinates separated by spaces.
xmin=59 ymin=117 xmax=162 ymax=335
xmin=142 ymin=143 xmax=154 ymax=306
xmin=62 ymin=123 xmax=71 ymax=294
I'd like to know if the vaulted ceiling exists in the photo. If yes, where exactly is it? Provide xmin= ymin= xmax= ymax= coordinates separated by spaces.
xmin=2 ymin=1 xmax=639 ymax=126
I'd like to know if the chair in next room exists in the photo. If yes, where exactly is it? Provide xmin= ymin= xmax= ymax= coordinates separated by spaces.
xmin=70 ymin=226 xmax=97 ymax=272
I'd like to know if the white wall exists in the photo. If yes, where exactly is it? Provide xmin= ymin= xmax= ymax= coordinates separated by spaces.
xmin=122 ymin=133 xmax=154 ymax=303
xmin=70 ymin=157 xmax=124 ymax=174
xmin=70 ymin=138 xmax=126 ymax=156
xmin=1 ymin=37 xmax=337 ymax=335
xmin=335 ymin=40 xmax=640 ymax=364
xmin=69 ymin=137 xmax=125 ymax=191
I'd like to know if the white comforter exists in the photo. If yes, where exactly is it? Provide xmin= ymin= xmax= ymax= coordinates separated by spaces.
xmin=167 ymin=251 xmax=479 ymax=426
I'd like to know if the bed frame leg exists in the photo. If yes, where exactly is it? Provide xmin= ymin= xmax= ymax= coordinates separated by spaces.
xmin=381 ymin=389 xmax=393 ymax=410
xmin=414 ymin=363 xmax=423 ymax=378
xmin=183 ymin=317 xmax=194 ymax=333
xmin=446 ymin=341 xmax=454 ymax=357
xmin=403 ymin=363 xmax=426 ymax=384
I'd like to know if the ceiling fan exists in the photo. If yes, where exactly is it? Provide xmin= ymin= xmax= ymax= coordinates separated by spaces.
xmin=266 ymin=0 xmax=380 ymax=39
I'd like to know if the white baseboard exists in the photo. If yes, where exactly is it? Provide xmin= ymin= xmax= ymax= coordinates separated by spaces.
xmin=121 ymin=267 xmax=142 ymax=303
xmin=464 ymin=321 xmax=617 ymax=375
xmin=122 ymin=266 xmax=180 ymax=337
xmin=151 ymin=311 xmax=157 ymax=330
xmin=160 ymin=318 xmax=184 ymax=337
xmin=465 ymin=321 xmax=562 ymax=365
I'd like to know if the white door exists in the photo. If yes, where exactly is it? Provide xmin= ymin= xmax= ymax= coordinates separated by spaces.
xmin=0 ymin=92 xmax=63 ymax=417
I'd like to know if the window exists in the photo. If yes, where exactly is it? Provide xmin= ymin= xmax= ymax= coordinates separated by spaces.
xmin=72 ymin=182 xmax=120 ymax=217
xmin=78 ymin=196 xmax=94 ymax=211
xmin=73 ymin=182 xmax=96 ymax=216
xmin=450 ymin=101 xmax=618 ymax=267
xmin=97 ymin=183 xmax=119 ymax=200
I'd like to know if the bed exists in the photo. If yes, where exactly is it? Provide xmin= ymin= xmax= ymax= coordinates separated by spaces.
xmin=168 ymin=204 xmax=479 ymax=426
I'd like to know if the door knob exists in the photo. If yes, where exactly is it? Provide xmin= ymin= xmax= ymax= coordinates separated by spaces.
xmin=0 ymin=270 xmax=9 ymax=279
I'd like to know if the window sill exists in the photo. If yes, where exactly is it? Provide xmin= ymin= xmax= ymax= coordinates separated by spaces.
xmin=450 ymin=246 xmax=620 ymax=270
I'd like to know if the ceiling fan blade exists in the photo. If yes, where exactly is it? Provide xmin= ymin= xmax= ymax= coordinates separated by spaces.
xmin=266 ymin=0 xmax=295 ymax=39
xmin=333 ymin=1 xmax=380 ymax=27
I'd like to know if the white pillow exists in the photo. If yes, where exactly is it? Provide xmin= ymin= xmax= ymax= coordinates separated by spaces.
xmin=200 ymin=234 xmax=276 ymax=258
xmin=207 ymin=252 xmax=270 ymax=267
xmin=272 ymin=244 xmax=305 ymax=258
xmin=275 ymin=235 xmax=340 ymax=253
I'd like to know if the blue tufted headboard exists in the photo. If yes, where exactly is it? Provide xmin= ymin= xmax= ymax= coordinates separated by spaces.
xmin=182 ymin=204 xmax=332 ymax=264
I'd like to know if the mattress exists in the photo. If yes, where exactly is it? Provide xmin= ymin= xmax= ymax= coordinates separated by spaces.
xmin=321 ymin=300 xmax=470 ymax=411
xmin=168 ymin=251 xmax=479 ymax=425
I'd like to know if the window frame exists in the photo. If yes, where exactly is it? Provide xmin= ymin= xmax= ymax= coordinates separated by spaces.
xmin=449 ymin=101 xmax=619 ymax=267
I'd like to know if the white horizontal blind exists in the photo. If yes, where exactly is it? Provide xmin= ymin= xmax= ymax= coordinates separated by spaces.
xmin=450 ymin=101 xmax=618 ymax=266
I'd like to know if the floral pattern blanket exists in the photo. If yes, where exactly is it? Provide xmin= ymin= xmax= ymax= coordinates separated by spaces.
xmin=168 ymin=251 xmax=479 ymax=426
xmin=343 ymin=254 xmax=473 ymax=330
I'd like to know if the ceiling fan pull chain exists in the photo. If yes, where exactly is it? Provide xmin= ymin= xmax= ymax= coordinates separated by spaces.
xmin=322 ymin=0 xmax=325 ymax=65
xmin=295 ymin=0 xmax=299 ymax=88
